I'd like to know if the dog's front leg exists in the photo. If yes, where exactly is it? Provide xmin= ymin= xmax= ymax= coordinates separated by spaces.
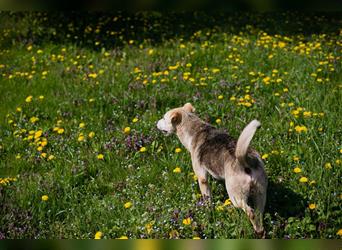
xmin=191 ymin=155 xmax=211 ymax=199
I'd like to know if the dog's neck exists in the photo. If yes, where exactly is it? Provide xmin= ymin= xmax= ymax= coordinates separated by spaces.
xmin=175 ymin=115 xmax=204 ymax=152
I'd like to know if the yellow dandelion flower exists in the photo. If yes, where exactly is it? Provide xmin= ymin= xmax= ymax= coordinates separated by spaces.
xmin=25 ymin=95 xmax=33 ymax=103
xmin=132 ymin=117 xmax=139 ymax=123
xmin=40 ymin=138 xmax=48 ymax=147
xmin=57 ymin=128 xmax=64 ymax=134
xmin=278 ymin=41 xmax=286 ymax=48
xmin=79 ymin=122 xmax=85 ymax=128
xmin=216 ymin=119 xmax=222 ymax=124
xmin=30 ymin=116 xmax=39 ymax=123
xmin=97 ymin=154 xmax=104 ymax=160
xmin=261 ymin=154 xmax=269 ymax=160
xmin=94 ymin=231 xmax=103 ymax=239
xmin=173 ymin=167 xmax=181 ymax=173
xmin=124 ymin=127 xmax=131 ymax=134
xmin=117 ymin=236 xmax=128 ymax=239
xmin=337 ymin=229 xmax=342 ymax=236
xmin=124 ymin=201 xmax=133 ymax=209
xmin=308 ymin=203 xmax=316 ymax=210
xmin=309 ymin=180 xmax=316 ymax=185
xmin=16 ymin=107 xmax=22 ymax=112
xmin=217 ymin=95 xmax=223 ymax=100
xmin=293 ymin=156 xmax=300 ymax=161
xmin=41 ymin=153 xmax=47 ymax=158
xmin=34 ymin=130 xmax=43 ymax=139
xmin=145 ymin=222 xmax=153 ymax=234
xmin=16 ymin=154 xmax=21 ymax=159
xmin=182 ymin=217 xmax=192 ymax=225
xmin=48 ymin=155 xmax=55 ymax=161
xmin=37 ymin=146 xmax=43 ymax=151
xmin=224 ymin=199 xmax=232 ymax=206
xmin=294 ymin=125 xmax=308 ymax=133
xmin=88 ymin=131 xmax=95 ymax=138
xmin=324 ymin=162 xmax=332 ymax=169
xmin=175 ymin=148 xmax=182 ymax=153
xmin=41 ymin=195 xmax=49 ymax=201
xmin=78 ymin=135 xmax=85 ymax=142
xmin=293 ymin=167 xmax=302 ymax=173
xmin=193 ymin=237 xmax=201 ymax=239
xmin=140 ymin=147 xmax=147 ymax=153
xmin=299 ymin=177 xmax=308 ymax=183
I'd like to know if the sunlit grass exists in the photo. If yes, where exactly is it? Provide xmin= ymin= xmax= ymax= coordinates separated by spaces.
xmin=0 ymin=12 xmax=341 ymax=239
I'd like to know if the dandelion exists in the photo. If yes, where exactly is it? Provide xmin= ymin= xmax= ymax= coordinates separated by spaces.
xmin=25 ymin=95 xmax=33 ymax=102
xmin=308 ymin=203 xmax=316 ymax=210
xmin=261 ymin=154 xmax=269 ymax=160
xmin=117 ymin=236 xmax=128 ymax=239
xmin=148 ymin=49 xmax=154 ymax=55
xmin=30 ymin=116 xmax=39 ymax=123
xmin=324 ymin=162 xmax=332 ymax=169
xmin=41 ymin=195 xmax=49 ymax=201
xmin=97 ymin=154 xmax=104 ymax=160
xmin=94 ymin=231 xmax=103 ymax=239
xmin=175 ymin=148 xmax=182 ymax=153
xmin=124 ymin=201 xmax=133 ymax=209
xmin=139 ymin=147 xmax=147 ymax=153
xmin=132 ymin=117 xmax=139 ymax=123
xmin=299 ymin=177 xmax=308 ymax=183
xmin=48 ymin=155 xmax=55 ymax=161
xmin=41 ymin=153 xmax=47 ymax=158
xmin=173 ymin=167 xmax=181 ymax=173
xmin=224 ymin=199 xmax=232 ymax=206
xmin=16 ymin=154 xmax=21 ymax=159
xmin=293 ymin=167 xmax=302 ymax=173
xmin=34 ymin=130 xmax=43 ymax=139
xmin=79 ymin=122 xmax=85 ymax=128
xmin=337 ymin=229 xmax=342 ymax=236
xmin=16 ymin=107 xmax=22 ymax=112
xmin=57 ymin=128 xmax=64 ymax=134
xmin=183 ymin=217 xmax=192 ymax=225
xmin=124 ymin=127 xmax=131 ymax=134
xmin=78 ymin=134 xmax=85 ymax=142
xmin=145 ymin=222 xmax=153 ymax=234
xmin=217 ymin=95 xmax=223 ymax=100
xmin=88 ymin=131 xmax=95 ymax=138
xmin=216 ymin=118 xmax=222 ymax=124
xmin=293 ymin=156 xmax=300 ymax=161
xmin=295 ymin=125 xmax=308 ymax=133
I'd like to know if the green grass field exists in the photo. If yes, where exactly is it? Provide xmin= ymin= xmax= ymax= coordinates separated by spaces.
xmin=0 ymin=12 xmax=341 ymax=239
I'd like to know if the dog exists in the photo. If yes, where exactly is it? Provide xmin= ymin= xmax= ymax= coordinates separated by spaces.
xmin=157 ymin=103 xmax=267 ymax=237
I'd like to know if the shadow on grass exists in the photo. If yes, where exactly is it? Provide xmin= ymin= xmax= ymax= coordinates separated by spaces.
xmin=0 ymin=12 xmax=341 ymax=51
xmin=266 ymin=179 xmax=305 ymax=218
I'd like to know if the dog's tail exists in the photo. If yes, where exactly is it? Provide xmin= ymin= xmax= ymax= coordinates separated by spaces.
xmin=235 ymin=120 xmax=261 ymax=165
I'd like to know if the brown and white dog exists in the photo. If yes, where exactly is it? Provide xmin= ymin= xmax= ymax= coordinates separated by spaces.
xmin=157 ymin=103 xmax=267 ymax=237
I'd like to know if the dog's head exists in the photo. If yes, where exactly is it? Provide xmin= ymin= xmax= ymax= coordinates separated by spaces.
xmin=157 ymin=103 xmax=195 ymax=135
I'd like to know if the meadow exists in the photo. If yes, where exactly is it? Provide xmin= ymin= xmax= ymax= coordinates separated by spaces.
xmin=0 ymin=12 xmax=341 ymax=239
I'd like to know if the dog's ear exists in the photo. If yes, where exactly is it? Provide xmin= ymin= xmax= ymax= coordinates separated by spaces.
xmin=170 ymin=111 xmax=182 ymax=126
xmin=183 ymin=103 xmax=195 ymax=113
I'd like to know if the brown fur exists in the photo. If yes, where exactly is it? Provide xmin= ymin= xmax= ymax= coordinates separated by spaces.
xmin=157 ymin=103 xmax=268 ymax=237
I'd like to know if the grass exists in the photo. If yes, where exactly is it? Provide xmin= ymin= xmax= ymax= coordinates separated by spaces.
xmin=0 ymin=12 xmax=341 ymax=239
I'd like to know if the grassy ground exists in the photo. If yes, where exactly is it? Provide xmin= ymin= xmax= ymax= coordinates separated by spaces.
xmin=0 ymin=12 xmax=341 ymax=239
